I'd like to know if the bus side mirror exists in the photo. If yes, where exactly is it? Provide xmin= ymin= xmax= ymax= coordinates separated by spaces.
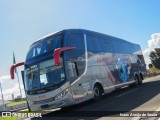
xmin=10 ymin=62 xmax=24 ymax=79
xmin=54 ymin=47 xmax=76 ymax=66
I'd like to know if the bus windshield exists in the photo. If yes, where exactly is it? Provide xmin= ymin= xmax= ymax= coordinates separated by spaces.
xmin=26 ymin=35 xmax=62 ymax=60
xmin=24 ymin=60 xmax=65 ymax=93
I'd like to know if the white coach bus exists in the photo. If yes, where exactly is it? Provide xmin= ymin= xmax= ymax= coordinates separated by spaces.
xmin=10 ymin=29 xmax=147 ymax=111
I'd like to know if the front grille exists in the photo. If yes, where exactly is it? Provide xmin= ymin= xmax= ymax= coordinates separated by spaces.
xmin=33 ymin=97 xmax=55 ymax=104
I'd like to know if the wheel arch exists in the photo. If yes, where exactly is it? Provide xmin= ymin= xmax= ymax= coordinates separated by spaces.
xmin=92 ymin=80 xmax=104 ymax=94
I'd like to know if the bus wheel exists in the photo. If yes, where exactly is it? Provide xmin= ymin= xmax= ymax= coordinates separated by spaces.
xmin=138 ymin=75 xmax=142 ymax=85
xmin=135 ymin=75 xmax=142 ymax=86
xmin=93 ymin=84 xmax=103 ymax=100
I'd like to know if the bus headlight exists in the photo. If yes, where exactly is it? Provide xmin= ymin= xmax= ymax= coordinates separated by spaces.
xmin=55 ymin=88 xmax=69 ymax=100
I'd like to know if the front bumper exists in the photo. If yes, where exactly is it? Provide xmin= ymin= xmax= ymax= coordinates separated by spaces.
xmin=29 ymin=92 xmax=74 ymax=111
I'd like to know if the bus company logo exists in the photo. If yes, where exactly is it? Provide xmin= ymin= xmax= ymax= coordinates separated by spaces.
xmin=30 ymin=65 xmax=38 ymax=69
xmin=39 ymin=95 xmax=45 ymax=99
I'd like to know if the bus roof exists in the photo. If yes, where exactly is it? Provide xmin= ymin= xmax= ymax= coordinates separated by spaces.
xmin=30 ymin=29 xmax=140 ymax=47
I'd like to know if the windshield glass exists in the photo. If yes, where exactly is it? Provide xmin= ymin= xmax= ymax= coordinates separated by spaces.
xmin=24 ymin=59 xmax=65 ymax=92
xmin=26 ymin=35 xmax=62 ymax=60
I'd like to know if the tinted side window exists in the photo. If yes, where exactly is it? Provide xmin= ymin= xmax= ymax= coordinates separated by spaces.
xmin=47 ymin=36 xmax=62 ymax=51
xmin=26 ymin=36 xmax=62 ymax=60
xmin=112 ymin=40 xmax=132 ymax=54
xmin=100 ymin=37 xmax=113 ymax=52
xmin=87 ymin=35 xmax=102 ymax=52
xmin=66 ymin=33 xmax=84 ymax=50
xmin=126 ymin=43 xmax=133 ymax=54
xmin=120 ymin=42 xmax=129 ymax=54
xmin=66 ymin=33 xmax=86 ymax=83
xmin=122 ymin=42 xmax=130 ymax=54
xmin=112 ymin=40 xmax=120 ymax=53
xmin=133 ymin=45 xmax=141 ymax=55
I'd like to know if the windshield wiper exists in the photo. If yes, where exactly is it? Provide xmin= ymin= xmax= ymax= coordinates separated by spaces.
xmin=40 ymin=83 xmax=61 ymax=90
xmin=27 ymin=85 xmax=58 ymax=94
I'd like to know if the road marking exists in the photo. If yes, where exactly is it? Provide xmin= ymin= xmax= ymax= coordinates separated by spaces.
xmin=116 ymin=88 xmax=140 ymax=98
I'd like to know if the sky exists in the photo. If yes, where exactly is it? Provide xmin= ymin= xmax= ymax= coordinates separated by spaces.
xmin=0 ymin=0 xmax=160 ymax=100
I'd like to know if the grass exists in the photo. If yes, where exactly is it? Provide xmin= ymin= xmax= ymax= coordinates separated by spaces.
xmin=0 ymin=117 xmax=20 ymax=120
xmin=0 ymin=100 xmax=28 ymax=120
xmin=143 ymin=74 xmax=160 ymax=81
xmin=144 ymin=76 xmax=154 ymax=81
xmin=7 ymin=100 xmax=27 ymax=107
xmin=20 ymin=108 xmax=29 ymax=112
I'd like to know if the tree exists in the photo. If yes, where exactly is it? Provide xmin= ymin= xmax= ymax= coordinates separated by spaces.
xmin=149 ymin=48 xmax=160 ymax=69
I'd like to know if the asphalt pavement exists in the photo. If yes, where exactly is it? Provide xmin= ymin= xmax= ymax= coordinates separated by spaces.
xmin=29 ymin=76 xmax=160 ymax=120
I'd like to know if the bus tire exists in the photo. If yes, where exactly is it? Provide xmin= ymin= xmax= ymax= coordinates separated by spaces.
xmin=93 ymin=84 xmax=103 ymax=101
xmin=138 ymin=74 xmax=142 ymax=85
xmin=140 ymin=73 xmax=144 ymax=80
xmin=135 ymin=75 xmax=142 ymax=86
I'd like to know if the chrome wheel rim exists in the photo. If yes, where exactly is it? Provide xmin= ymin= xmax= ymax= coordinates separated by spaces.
xmin=94 ymin=87 xmax=100 ymax=96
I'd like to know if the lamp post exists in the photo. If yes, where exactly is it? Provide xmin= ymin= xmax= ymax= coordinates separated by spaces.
xmin=0 ymin=81 xmax=5 ymax=111
xmin=13 ymin=52 xmax=22 ymax=98
xmin=16 ymin=72 xmax=22 ymax=98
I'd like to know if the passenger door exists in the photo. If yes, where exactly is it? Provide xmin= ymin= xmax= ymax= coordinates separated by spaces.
xmin=65 ymin=33 xmax=87 ymax=104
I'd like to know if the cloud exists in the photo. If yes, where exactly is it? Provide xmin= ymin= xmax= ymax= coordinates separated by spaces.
xmin=2 ymin=83 xmax=25 ymax=100
xmin=148 ymin=33 xmax=160 ymax=48
xmin=0 ymin=75 xmax=10 ymax=80
xmin=0 ymin=75 xmax=11 ymax=83
xmin=143 ymin=33 xmax=160 ymax=68
xmin=0 ymin=75 xmax=26 ymax=100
